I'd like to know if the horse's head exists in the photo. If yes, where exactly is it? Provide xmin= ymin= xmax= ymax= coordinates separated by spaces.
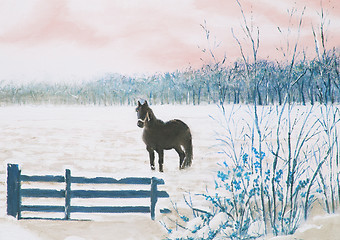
xmin=136 ymin=100 xmax=150 ymax=128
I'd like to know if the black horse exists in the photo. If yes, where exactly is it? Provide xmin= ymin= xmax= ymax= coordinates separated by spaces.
xmin=136 ymin=100 xmax=193 ymax=172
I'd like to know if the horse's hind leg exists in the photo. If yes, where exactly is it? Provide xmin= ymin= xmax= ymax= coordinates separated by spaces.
xmin=156 ymin=149 xmax=164 ymax=172
xmin=147 ymin=146 xmax=155 ymax=170
xmin=175 ymin=147 xmax=185 ymax=170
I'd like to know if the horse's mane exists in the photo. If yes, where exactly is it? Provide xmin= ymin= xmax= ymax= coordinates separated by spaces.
xmin=145 ymin=107 xmax=165 ymax=126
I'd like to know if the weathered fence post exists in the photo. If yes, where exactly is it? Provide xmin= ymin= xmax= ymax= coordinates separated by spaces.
xmin=65 ymin=169 xmax=71 ymax=220
xmin=7 ymin=164 xmax=21 ymax=219
xmin=150 ymin=177 xmax=158 ymax=220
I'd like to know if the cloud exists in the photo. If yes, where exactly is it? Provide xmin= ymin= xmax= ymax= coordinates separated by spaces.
xmin=0 ymin=0 xmax=110 ymax=46
xmin=0 ymin=0 xmax=338 ymax=82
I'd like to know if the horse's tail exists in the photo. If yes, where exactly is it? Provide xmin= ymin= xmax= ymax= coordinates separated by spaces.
xmin=183 ymin=130 xmax=193 ymax=168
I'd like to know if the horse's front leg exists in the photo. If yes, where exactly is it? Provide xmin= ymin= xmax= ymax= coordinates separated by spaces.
xmin=156 ymin=149 xmax=164 ymax=172
xmin=147 ymin=146 xmax=155 ymax=170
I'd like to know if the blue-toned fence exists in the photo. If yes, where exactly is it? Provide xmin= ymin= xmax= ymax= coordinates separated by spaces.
xmin=7 ymin=164 xmax=169 ymax=220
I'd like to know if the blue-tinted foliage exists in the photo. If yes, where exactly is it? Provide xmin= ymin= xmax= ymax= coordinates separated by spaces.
xmin=0 ymin=51 xmax=339 ymax=106
xmin=164 ymin=147 xmax=322 ymax=239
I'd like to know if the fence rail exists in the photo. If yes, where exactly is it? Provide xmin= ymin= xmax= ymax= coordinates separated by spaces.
xmin=7 ymin=164 xmax=169 ymax=220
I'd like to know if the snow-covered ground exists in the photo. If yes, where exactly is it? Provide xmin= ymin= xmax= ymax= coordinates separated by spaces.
xmin=0 ymin=105 xmax=339 ymax=239
xmin=0 ymin=105 xmax=222 ymax=240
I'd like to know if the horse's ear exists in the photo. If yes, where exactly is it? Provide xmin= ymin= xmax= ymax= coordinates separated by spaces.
xmin=138 ymin=100 xmax=141 ymax=107
xmin=144 ymin=100 xmax=148 ymax=106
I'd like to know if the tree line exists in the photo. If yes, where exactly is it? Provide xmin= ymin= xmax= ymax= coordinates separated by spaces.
xmin=0 ymin=49 xmax=338 ymax=106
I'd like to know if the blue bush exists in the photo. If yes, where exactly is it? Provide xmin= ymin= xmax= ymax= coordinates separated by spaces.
xmin=164 ymin=148 xmax=317 ymax=239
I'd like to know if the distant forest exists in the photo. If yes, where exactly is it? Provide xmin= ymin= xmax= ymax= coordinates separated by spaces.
xmin=1 ymin=48 xmax=338 ymax=106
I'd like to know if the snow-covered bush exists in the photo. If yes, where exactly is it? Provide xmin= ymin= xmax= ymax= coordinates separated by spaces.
xmin=162 ymin=103 xmax=333 ymax=239
xmin=163 ymin=151 xmax=265 ymax=239
xmin=162 ymin=147 xmax=319 ymax=239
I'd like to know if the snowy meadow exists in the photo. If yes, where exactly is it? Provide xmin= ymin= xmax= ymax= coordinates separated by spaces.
xmin=0 ymin=104 xmax=220 ymax=239
xmin=0 ymin=104 xmax=339 ymax=239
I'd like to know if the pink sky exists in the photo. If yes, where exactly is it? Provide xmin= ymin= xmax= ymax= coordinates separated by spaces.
xmin=0 ymin=0 xmax=339 ymax=83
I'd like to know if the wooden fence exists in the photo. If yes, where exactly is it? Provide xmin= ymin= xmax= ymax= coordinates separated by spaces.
xmin=7 ymin=164 xmax=170 ymax=220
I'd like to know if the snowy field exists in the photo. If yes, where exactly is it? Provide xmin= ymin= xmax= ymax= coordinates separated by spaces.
xmin=0 ymin=105 xmax=339 ymax=240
